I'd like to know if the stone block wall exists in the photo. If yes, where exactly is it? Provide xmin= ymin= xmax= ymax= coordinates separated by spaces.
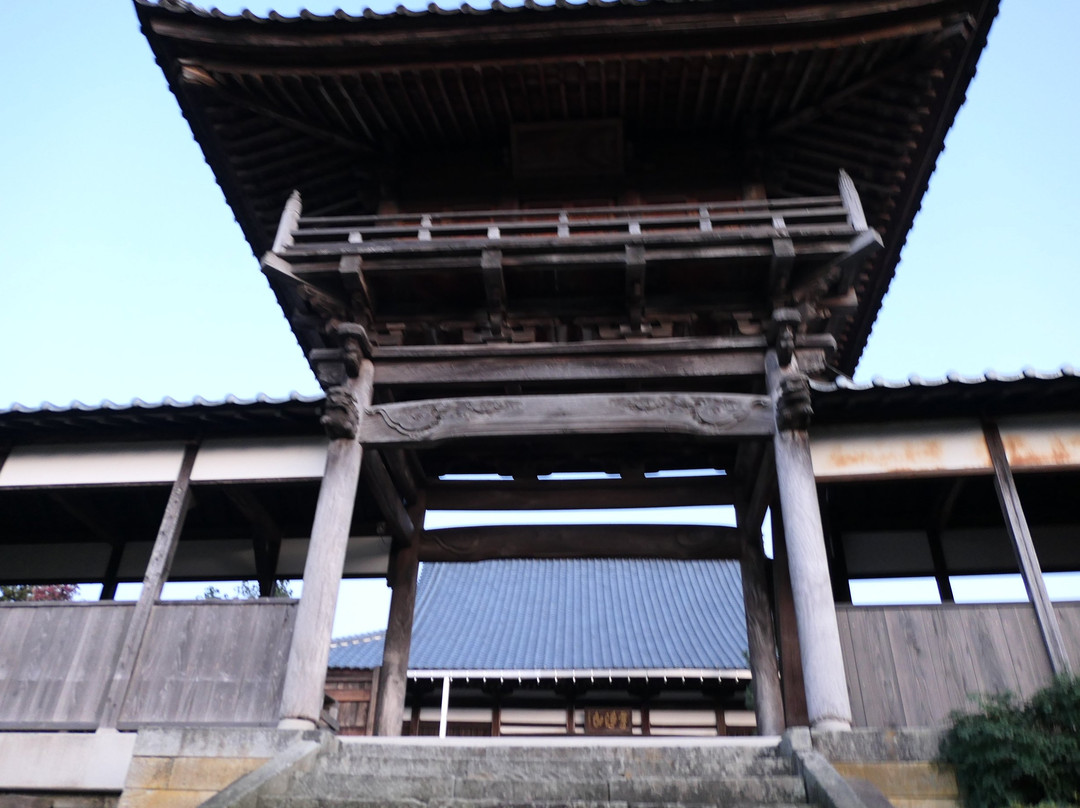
xmin=814 ymin=728 xmax=960 ymax=808
xmin=118 ymin=729 xmax=306 ymax=808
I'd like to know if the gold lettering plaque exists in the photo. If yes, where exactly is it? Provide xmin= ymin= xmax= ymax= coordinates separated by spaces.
xmin=583 ymin=707 xmax=633 ymax=735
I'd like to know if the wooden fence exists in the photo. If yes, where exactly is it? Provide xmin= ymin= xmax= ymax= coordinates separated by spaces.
xmin=837 ymin=602 xmax=1080 ymax=728
xmin=0 ymin=599 xmax=297 ymax=729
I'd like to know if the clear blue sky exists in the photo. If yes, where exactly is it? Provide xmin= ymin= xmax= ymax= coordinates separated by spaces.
xmin=1 ymin=1 xmax=1078 ymax=633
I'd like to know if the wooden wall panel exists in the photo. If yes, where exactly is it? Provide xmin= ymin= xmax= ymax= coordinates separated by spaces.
xmin=118 ymin=600 xmax=297 ymax=727
xmin=326 ymin=667 xmax=379 ymax=736
xmin=1055 ymin=602 xmax=1080 ymax=669
xmin=0 ymin=603 xmax=132 ymax=728
xmin=837 ymin=603 xmax=1055 ymax=728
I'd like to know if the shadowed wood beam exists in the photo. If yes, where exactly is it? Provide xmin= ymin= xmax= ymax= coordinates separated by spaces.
xmin=984 ymin=422 xmax=1072 ymax=675
xmin=180 ymin=65 xmax=375 ymax=154
xmin=481 ymin=247 xmax=506 ymax=332
xmin=381 ymin=448 xmax=419 ymax=506
xmin=45 ymin=491 xmax=129 ymax=597
xmin=361 ymin=450 xmax=416 ymax=545
xmin=46 ymin=491 xmax=122 ymax=546
xmin=772 ymin=503 xmax=809 ymax=727
xmin=374 ymin=493 xmax=425 ymax=736
xmin=740 ymin=530 xmax=784 ymax=735
xmin=927 ymin=477 xmax=964 ymax=602
xmin=426 ymin=475 xmax=739 ymax=511
xmin=790 ymin=229 xmax=883 ymax=307
xmin=735 ymin=439 xmax=775 ymax=537
xmin=376 ymin=351 xmax=769 ymax=386
xmin=222 ymin=486 xmax=284 ymax=598
xmin=362 ymin=392 xmax=772 ymax=448
xmin=419 ymin=523 xmax=741 ymax=562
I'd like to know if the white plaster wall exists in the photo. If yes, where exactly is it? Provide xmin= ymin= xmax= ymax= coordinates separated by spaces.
xmin=810 ymin=421 xmax=991 ymax=480
xmin=0 ymin=443 xmax=185 ymax=487
xmin=0 ymin=731 xmax=135 ymax=790
xmin=191 ymin=437 xmax=329 ymax=482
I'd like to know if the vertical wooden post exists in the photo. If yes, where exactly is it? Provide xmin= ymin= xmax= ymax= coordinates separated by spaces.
xmin=98 ymin=540 xmax=125 ymax=601
xmin=740 ymin=531 xmax=785 ymax=735
xmin=373 ymin=500 xmax=423 ymax=736
xmin=99 ymin=443 xmax=198 ymax=728
xmin=984 ymin=422 xmax=1072 ymax=675
xmin=772 ymin=505 xmax=809 ymax=727
xmin=766 ymin=349 xmax=851 ymax=730
xmin=279 ymin=362 xmax=374 ymax=728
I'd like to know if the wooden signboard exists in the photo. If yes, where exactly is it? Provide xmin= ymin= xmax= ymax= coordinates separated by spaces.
xmin=584 ymin=707 xmax=633 ymax=735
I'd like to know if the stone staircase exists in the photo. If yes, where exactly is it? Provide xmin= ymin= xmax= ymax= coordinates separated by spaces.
xmin=258 ymin=737 xmax=812 ymax=808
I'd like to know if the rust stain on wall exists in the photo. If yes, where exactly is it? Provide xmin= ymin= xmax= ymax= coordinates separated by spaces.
xmin=825 ymin=437 xmax=947 ymax=474
xmin=1004 ymin=433 xmax=1080 ymax=468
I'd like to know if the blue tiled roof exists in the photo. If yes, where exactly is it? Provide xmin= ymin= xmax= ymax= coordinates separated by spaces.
xmin=329 ymin=559 xmax=747 ymax=672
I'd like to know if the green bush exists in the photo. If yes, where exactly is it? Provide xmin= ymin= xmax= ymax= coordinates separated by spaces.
xmin=938 ymin=676 xmax=1080 ymax=808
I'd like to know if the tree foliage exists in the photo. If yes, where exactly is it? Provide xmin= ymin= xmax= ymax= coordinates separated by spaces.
xmin=200 ymin=580 xmax=294 ymax=600
xmin=0 ymin=584 xmax=79 ymax=602
xmin=938 ymin=676 xmax=1080 ymax=808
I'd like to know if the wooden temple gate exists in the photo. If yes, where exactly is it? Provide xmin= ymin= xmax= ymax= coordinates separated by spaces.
xmin=7 ymin=0 xmax=1050 ymax=736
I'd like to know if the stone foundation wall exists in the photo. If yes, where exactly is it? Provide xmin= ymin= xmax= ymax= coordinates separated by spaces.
xmin=814 ymin=729 xmax=960 ymax=808
xmin=118 ymin=729 xmax=306 ymax=808
xmin=0 ymin=794 xmax=119 ymax=808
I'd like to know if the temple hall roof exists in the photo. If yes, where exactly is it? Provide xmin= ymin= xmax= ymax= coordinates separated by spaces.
xmin=329 ymin=558 xmax=748 ymax=672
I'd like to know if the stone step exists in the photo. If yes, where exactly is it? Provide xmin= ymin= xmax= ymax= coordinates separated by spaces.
xmin=279 ymin=773 xmax=806 ymax=805
xmin=317 ymin=743 xmax=792 ymax=779
xmin=311 ymin=754 xmax=793 ymax=780
xmin=262 ymin=799 xmax=811 ymax=808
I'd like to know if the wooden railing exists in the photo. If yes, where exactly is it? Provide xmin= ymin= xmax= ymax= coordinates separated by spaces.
xmin=273 ymin=171 xmax=868 ymax=257
xmin=0 ymin=599 xmax=297 ymax=730
xmin=837 ymin=602 xmax=1080 ymax=728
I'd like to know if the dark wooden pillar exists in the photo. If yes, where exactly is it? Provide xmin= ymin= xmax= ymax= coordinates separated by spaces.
xmin=984 ymin=422 xmax=1072 ymax=675
xmin=766 ymin=343 xmax=851 ymax=730
xmin=740 ymin=530 xmax=785 ymax=735
xmin=374 ymin=494 xmax=425 ymax=736
xmin=772 ymin=505 xmax=809 ymax=727
xmin=98 ymin=540 xmax=125 ymax=601
xmin=279 ymin=361 xmax=374 ymax=728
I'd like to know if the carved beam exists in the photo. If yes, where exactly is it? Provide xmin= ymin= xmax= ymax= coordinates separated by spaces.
xmin=419 ymin=523 xmax=741 ymax=562
xmin=360 ymin=392 xmax=773 ymax=447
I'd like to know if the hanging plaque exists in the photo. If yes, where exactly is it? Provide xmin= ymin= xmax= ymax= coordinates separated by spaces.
xmin=584 ymin=707 xmax=633 ymax=735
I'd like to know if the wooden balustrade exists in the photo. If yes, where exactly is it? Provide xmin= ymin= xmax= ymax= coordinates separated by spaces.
xmin=285 ymin=193 xmax=855 ymax=252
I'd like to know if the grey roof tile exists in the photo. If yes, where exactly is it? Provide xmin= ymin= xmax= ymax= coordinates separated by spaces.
xmin=329 ymin=558 xmax=747 ymax=671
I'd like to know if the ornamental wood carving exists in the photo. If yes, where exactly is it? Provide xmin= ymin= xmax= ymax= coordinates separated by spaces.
xmin=360 ymin=392 xmax=773 ymax=447
xmin=321 ymin=385 xmax=361 ymax=440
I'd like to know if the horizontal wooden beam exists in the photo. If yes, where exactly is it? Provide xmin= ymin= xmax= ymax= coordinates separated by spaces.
xmin=374 ymin=352 xmax=768 ymax=386
xmin=419 ymin=523 xmax=741 ymax=562
xmin=426 ymin=475 xmax=740 ymax=511
xmin=361 ymin=392 xmax=773 ymax=447
xmin=371 ymin=334 xmax=835 ymax=358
